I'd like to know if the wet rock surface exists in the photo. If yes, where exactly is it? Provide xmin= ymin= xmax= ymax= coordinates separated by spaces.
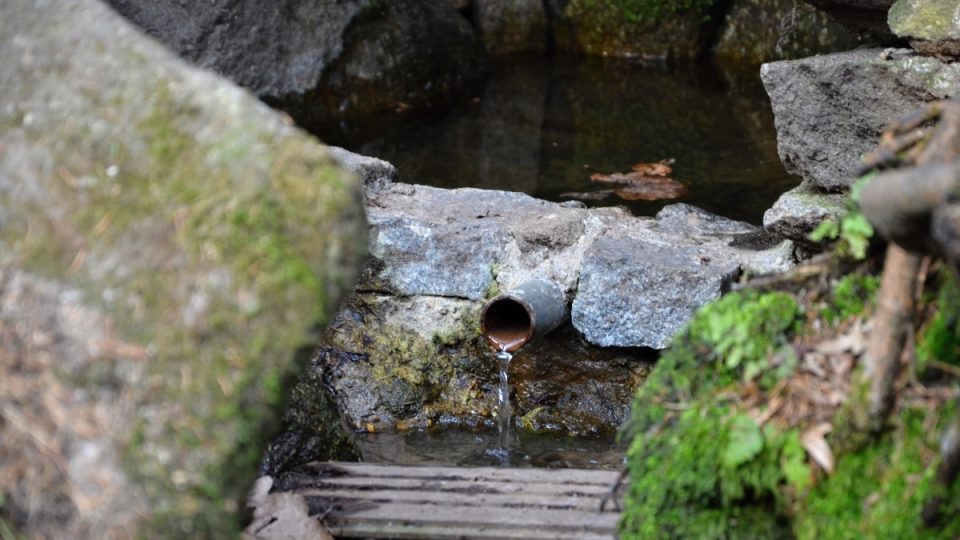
xmin=552 ymin=0 xmax=720 ymax=60
xmin=888 ymin=0 xmax=960 ymax=60
xmin=107 ymin=0 xmax=487 ymax=129
xmin=0 ymin=0 xmax=365 ymax=535
xmin=802 ymin=0 xmax=898 ymax=39
xmin=763 ymin=185 xmax=847 ymax=244
xmin=470 ymin=0 xmax=548 ymax=56
xmin=713 ymin=0 xmax=862 ymax=67
xmin=761 ymin=48 xmax=960 ymax=191
xmin=289 ymin=164 xmax=796 ymax=437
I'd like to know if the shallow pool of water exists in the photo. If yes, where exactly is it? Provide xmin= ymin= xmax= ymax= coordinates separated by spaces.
xmin=355 ymin=427 xmax=625 ymax=470
xmin=331 ymin=57 xmax=798 ymax=224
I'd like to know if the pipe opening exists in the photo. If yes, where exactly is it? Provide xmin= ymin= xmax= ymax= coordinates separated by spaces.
xmin=481 ymin=297 xmax=533 ymax=352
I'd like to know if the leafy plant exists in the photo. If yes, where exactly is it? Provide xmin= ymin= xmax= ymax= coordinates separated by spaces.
xmin=810 ymin=174 xmax=875 ymax=260
xmin=821 ymin=274 xmax=880 ymax=324
xmin=724 ymin=414 xmax=764 ymax=468
xmin=692 ymin=291 xmax=802 ymax=385
xmin=917 ymin=267 xmax=960 ymax=371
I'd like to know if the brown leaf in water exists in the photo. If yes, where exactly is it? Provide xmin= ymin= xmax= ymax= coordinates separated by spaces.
xmin=800 ymin=422 xmax=835 ymax=474
xmin=613 ymin=177 xmax=688 ymax=201
xmin=631 ymin=159 xmax=674 ymax=176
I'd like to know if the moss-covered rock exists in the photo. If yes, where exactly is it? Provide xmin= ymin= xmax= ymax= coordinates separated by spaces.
xmin=889 ymin=0 xmax=960 ymax=60
xmin=0 ymin=0 xmax=365 ymax=536
xmin=622 ymin=290 xmax=802 ymax=538
xmin=556 ymin=0 xmax=722 ymax=60
xmin=620 ymin=280 xmax=960 ymax=538
xmin=713 ymin=0 xmax=861 ymax=68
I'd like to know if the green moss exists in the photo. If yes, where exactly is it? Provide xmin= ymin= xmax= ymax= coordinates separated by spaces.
xmin=5 ymin=77 xmax=361 ymax=534
xmin=621 ymin=291 xmax=803 ymax=539
xmin=821 ymin=274 xmax=881 ymax=325
xmin=622 ymin=281 xmax=960 ymax=539
xmin=795 ymin=406 xmax=960 ymax=539
xmin=577 ymin=0 xmax=714 ymax=26
xmin=917 ymin=268 xmax=960 ymax=372
xmin=563 ymin=0 xmax=717 ymax=57
xmin=889 ymin=0 xmax=959 ymax=40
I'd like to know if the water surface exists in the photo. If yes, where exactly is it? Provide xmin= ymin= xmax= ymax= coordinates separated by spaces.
xmin=336 ymin=57 xmax=797 ymax=224
xmin=355 ymin=427 xmax=625 ymax=470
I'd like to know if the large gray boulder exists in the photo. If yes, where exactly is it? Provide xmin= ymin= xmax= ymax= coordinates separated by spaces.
xmin=761 ymin=48 xmax=960 ymax=191
xmin=889 ymin=0 xmax=960 ymax=60
xmin=0 ymin=0 xmax=365 ymax=536
xmin=305 ymin=179 xmax=794 ymax=433
xmin=106 ymin=0 xmax=487 ymax=129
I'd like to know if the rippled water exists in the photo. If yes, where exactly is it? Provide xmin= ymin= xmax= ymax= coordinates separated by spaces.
xmin=332 ymin=57 xmax=798 ymax=224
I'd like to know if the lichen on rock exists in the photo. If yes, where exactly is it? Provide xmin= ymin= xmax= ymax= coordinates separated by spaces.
xmin=0 ymin=0 xmax=366 ymax=535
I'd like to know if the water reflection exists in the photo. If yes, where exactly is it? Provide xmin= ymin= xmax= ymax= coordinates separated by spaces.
xmin=355 ymin=427 xmax=625 ymax=470
xmin=337 ymin=57 xmax=798 ymax=224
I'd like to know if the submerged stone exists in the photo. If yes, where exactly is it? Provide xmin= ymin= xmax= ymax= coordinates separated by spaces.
xmin=0 ymin=0 xmax=365 ymax=535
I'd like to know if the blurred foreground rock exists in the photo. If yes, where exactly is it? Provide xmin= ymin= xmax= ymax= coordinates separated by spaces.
xmin=0 ymin=0 xmax=365 ymax=535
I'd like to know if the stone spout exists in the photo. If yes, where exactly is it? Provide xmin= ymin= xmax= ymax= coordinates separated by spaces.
xmin=480 ymin=280 xmax=566 ymax=352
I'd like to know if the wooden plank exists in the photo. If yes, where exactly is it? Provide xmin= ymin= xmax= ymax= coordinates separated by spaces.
xmin=298 ymin=488 xmax=616 ymax=511
xmin=302 ymin=476 xmax=615 ymax=496
xmin=328 ymin=522 xmax=615 ymax=540
xmin=313 ymin=462 xmax=621 ymax=486
xmin=324 ymin=501 xmax=619 ymax=532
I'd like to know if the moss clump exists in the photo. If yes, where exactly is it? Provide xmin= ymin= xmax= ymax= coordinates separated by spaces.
xmin=917 ymin=268 xmax=960 ymax=373
xmin=621 ymin=291 xmax=802 ymax=539
xmin=821 ymin=274 xmax=881 ymax=325
xmin=579 ymin=0 xmax=715 ymax=25
xmin=562 ymin=0 xmax=718 ymax=58
xmin=795 ymin=406 xmax=960 ymax=539
xmin=622 ymin=280 xmax=960 ymax=539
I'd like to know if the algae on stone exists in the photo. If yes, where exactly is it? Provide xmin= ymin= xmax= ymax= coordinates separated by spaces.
xmin=559 ymin=0 xmax=720 ymax=59
xmin=0 ymin=0 xmax=365 ymax=536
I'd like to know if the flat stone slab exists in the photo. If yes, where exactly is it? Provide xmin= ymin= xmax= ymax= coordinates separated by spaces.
xmin=362 ymin=181 xmax=794 ymax=349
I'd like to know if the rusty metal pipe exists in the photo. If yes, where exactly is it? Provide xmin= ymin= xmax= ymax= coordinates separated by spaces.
xmin=480 ymin=280 xmax=566 ymax=352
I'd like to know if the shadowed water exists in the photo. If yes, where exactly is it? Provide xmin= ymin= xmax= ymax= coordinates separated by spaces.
xmin=355 ymin=427 xmax=626 ymax=469
xmin=333 ymin=57 xmax=798 ymax=224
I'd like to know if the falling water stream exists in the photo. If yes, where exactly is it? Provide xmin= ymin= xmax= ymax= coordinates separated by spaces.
xmin=496 ymin=350 xmax=513 ymax=457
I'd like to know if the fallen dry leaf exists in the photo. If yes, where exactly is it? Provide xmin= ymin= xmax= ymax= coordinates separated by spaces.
xmin=801 ymin=422 xmax=835 ymax=474
xmin=631 ymin=159 xmax=674 ymax=176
